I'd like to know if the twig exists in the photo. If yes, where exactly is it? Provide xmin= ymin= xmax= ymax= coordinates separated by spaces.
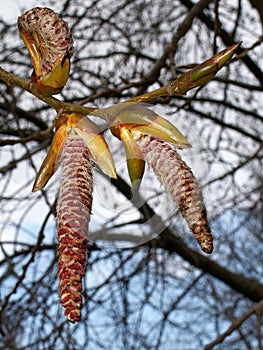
xmin=0 ymin=66 xmax=96 ymax=115
xmin=232 ymin=36 xmax=263 ymax=61
xmin=204 ymin=299 xmax=263 ymax=349
xmin=0 ymin=125 xmax=54 ymax=146
xmin=0 ymin=202 xmax=56 ymax=336
xmin=136 ymin=0 xmax=214 ymax=93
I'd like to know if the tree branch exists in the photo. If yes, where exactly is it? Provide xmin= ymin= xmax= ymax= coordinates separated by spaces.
xmin=0 ymin=66 xmax=96 ymax=115
xmin=111 ymin=175 xmax=263 ymax=303
xmin=204 ymin=299 xmax=263 ymax=349
xmin=136 ymin=0 xmax=214 ymax=93
xmin=248 ymin=0 xmax=263 ymax=28
xmin=180 ymin=0 xmax=263 ymax=85
xmin=152 ymin=230 xmax=263 ymax=302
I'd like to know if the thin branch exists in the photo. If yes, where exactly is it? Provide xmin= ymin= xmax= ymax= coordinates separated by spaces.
xmin=187 ymin=105 xmax=262 ymax=143
xmin=204 ymin=299 xmax=263 ymax=349
xmin=0 ymin=125 xmax=53 ymax=146
xmin=136 ymin=0 xmax=214 ymax=93
xmin=109 ymin=175 xmax=263 ymax=303
xmin=0 ymin=202 xmax=56 ymax=336
xmin=180 ymin=0 xmax=263 ymax=85
xmin=0 ymin=66 xmax=96 ymax=115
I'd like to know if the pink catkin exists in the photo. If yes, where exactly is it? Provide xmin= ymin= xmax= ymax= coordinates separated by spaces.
xmin=17 ymin=7 xmax=74 ymax=75
xmin=135 ymin=134 xmax=213 ymax=254
xmin=56 ymin=131 xmax=93 ymax=322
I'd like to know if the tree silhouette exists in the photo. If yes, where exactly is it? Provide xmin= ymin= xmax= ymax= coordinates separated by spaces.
xmin=0 ymin=0 xmax=262 ymax=349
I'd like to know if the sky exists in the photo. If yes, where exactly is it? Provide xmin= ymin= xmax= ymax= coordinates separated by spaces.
xmin=1 ymin=0 xmax=62 ymax=23
xmin=1 ymin=0 xmax=31 ymax=22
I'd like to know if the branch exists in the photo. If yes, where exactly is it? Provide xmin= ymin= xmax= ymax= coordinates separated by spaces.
xmin=204 ymin=299 xmax=263 ymax=349
xmin=248 ymin=0 xmax=263 ymax=27
xmin=0 ymin=66 xmax=96 ymax=115
xmin=136 ymin=0 xmax=214 ymax=93
xmin=0 ymin=103 xmax=49 ymax=130
xmin=187 ymin=105 xmax=262 ymax=143
xmin=0 ymin=202 xmax=56 ymax=336
xmin=0 ymin=126 xmax=53 ymax=146
xmin=111 ymin=175 xmax=263 ymax=303
xmin=1 ymin=42 xmax=239 ymax=123
xmin=152 ymin=230 xmax=263 ymax=302
xmin=180 ymin=0 xmax=263 ymax=85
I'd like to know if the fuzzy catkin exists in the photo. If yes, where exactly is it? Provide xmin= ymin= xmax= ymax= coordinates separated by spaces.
xmin=56 ymin=132 xmax=93 ymax=322
xmin=135 ymin=134 xmax=213 ymax=254
xmin=17 ymin=7 xmax=74 ymax=76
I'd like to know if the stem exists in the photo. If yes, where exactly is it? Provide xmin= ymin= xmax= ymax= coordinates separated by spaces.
xmin=0 ymin=66 xmax=96 ymax=114
xmin=0 ymin=43 xmax=239 ymax=119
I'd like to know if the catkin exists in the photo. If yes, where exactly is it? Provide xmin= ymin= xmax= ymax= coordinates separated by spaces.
xmin=17 ymin=7 xmax=74 ymax=76
xmin=135 ymin=134 xmax=213 ymax=254
xmin=56 ymin=131 xmax=93 ymax=322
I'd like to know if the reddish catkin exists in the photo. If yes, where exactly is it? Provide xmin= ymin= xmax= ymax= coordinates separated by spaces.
xmin=17 ymin=7 xmax=74 ymax=75
xmin=135 ymin=134 xmax=213 ymax=254
xmin=56 ymin=131 xmax=93 ymax=322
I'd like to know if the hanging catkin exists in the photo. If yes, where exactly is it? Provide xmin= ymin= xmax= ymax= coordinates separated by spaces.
xmin=135 ymin=133 xmax=213 ymax=254
xmin=56 ymin=131 xmax=93 ymax=322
